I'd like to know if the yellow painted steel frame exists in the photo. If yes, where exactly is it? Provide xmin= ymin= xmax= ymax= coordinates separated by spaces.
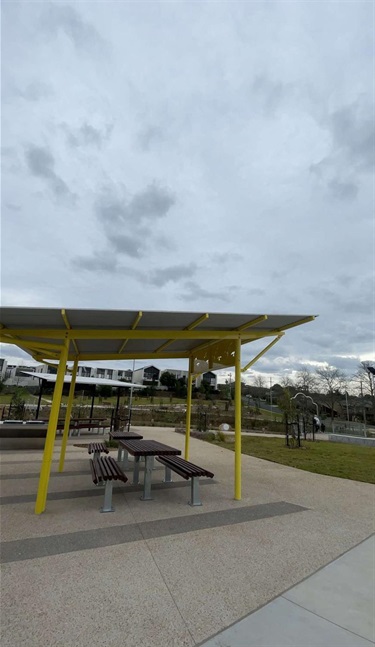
xmin=234 ymin=338 xmax=242 ymax=500
xmin=35 ymin=339 xmax=69 ymax=514
xmin=58 ymin=357 xmax=78 ymax=473
xmin=184 ymin=357 xmax=194 ymax=460
xmin=0 ymin=312 xmax=315 ymax=512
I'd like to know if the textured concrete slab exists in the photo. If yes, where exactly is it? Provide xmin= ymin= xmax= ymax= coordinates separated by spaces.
xmin=199 ymin=536 xmax=375 ymax=647
xmin=1 ymin=501 xmax=305 ymax=563
xmin=284 ymin=535 xmax=375 ymax=642
xmin=1 ymin=543 xmax=195 ymax=647
xmin=199 ymin=596 xmax=374 ymax=647
xmin=1 ymin=426 xmax=374 ymax=647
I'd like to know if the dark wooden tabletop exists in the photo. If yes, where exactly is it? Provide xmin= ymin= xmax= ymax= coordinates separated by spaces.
xmin=109 ymin=431 xmax=143 ymax=440
xmin=118 ymin=439 xmax=181 ymax=457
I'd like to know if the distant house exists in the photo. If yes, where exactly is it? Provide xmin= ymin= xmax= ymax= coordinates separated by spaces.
xmin=132 ymin=365 xmax=160 ymax=386
xmin=195 ymin=371 xmax=218 ymax=390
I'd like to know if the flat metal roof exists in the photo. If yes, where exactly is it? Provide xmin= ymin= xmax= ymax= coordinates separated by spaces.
xmin=0 ymin=307 xmax=316 ymax=367
xmin=21 ymin=372 xmax=146 ymax=388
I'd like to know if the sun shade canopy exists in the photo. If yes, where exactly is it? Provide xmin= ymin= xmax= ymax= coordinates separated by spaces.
xmin=20 ymin=371 xmax=146 ymax=389
xmin=0 ymin=307 xmax=316 ymax=368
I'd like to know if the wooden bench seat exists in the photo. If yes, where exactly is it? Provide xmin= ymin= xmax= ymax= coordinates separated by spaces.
xmin=88 ymin=442 xmax=109 ymax=459
xmin=156 ymin=456 xmax=214 ymax=506
xmin=90 ymin=456 xmax=128 ymax=512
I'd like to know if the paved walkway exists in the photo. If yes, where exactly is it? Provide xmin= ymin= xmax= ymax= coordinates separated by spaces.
xmin=1 ymin=426 xmax=374 ymax=647
xmin=200 ymin=535 xmax=374 ymax=646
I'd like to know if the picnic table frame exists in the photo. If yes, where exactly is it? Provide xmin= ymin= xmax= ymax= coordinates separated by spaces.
xmin=109 ymin=430 xmax=143 ymax=466
xmin=119 ymin=439 xmax=181 ymax=500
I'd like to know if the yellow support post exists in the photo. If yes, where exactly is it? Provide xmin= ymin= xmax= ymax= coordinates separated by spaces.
xmin=234 ymin=337 xmax=242 ymax=500
xmin=35 ymin=339 xmax=69 ymax=514
xmin=58 ymin=357 xmax=78 ymax=473
xmin=184 ymin=357 xmax=194 ymax=460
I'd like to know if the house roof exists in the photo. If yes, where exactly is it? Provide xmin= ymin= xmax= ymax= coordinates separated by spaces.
xmin=0 ymin=307 xmax=316 ymax=368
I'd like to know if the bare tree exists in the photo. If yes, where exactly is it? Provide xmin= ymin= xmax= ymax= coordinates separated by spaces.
xmin=316 ymin=366 xmax=347 ymax=422
xmin=352 ymin=361 xmax=375 ymax=420
xmin=295 ymin=366 xmax=317 ymax=393
xmin=280 ymin=374 xmax=295 ymax=389
xmin=254 ymin=375 xmax=265 ymax=389
xmin=354 ymin=361 xmax=375 ymax=397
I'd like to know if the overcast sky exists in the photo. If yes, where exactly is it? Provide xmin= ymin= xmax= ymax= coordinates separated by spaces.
xmin=1 ymin=1 xmax=374 ymax=382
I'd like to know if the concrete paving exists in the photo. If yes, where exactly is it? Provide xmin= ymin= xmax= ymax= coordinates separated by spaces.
xmin=200 ymin=536 xmax=375 ymax=646
xmin=0 ymin=426 xmax=374 ymax=647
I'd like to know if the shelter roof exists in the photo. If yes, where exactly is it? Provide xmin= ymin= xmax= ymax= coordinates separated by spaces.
xmin=0 ymin=307 xmax=316 ymax=367
xmin=21 ymin=371 xmax=146 ymax=389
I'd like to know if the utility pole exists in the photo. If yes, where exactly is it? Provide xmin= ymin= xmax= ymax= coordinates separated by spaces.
xmin=345 ymin=391 xmax=349 ymax=422
xmin=270 ymin=377 xmax=273 ymax=408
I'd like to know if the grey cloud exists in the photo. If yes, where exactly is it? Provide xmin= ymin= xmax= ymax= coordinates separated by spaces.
xmin=71 ymin=256 xmax=119 ymax=273
xmin=16 ymin=81 xmax=53 ymax=102
xmin=93 ymin=183 xmax=175 ymax=260
xmin=329 ymin=100 xmax=375 ymax=171
xmin=106 ymin=233 xmax=143 ymax=258
xmin=247 ymin=288 xmax=265 ymax=297
xmin=62 ymin=122 xmax=113 ymax=148
xmin=180 ymin=280 xmax=229 ymax=302
xmin=311 ymin=96 xmax=374 ymax=199
xmin=252 ymin=75 xmax=291 ymax=116
xmin=5 ymin=203 xmax=21 ymax=212
xmin=129 ymin=185 xmax=175 ymax=222
xmin=96 ymin=184 xmax=175 ymax=226
xmin=211 ymin=252 xmax=244 ymax=264
xmin=148 ymin=263 xmax=198 ymax=287
xmin=42 ymin=4 xmax=107 ymax=54
xmin=327 ymin=178 xmax=358 ymax=201
xmin=25 ymin=145 xmax=76 ymax=204
xmin=310 ymin=161 xmax=359 ymax=202
xmin=154 ymin=235 xmax=176 ymax=251
xmin=137 ymin=126 xmax=164 ymax=151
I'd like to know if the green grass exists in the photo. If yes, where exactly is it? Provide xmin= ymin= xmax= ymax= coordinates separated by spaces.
xmin=210 ymin=436 xmax=375 ymax=484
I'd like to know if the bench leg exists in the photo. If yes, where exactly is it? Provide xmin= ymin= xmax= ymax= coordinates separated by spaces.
xmin=163 ymin=466 xmax=173 ymax=483
xmin=189 ymin=477 xmax=202 ymax=506
xmin=141 ymin=456 xmax=153 ymax=501
xmin=100 ymin=480 xmax=114 ymax=512
xmin=117 ymin=445 xmax=122 ymax=462
xmin=133 ymin=456 xmax=140 ymax=485
xmin=93 ymin=450 xmax=100 ymax=461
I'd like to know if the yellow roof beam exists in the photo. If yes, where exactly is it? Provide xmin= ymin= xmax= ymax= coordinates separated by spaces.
xmin=0 ymin=336 xmax=63 ymax=352
xmin=156 ymin=313 xmax=209 ymax=353
xmin=118 ymin=311 xmax=143 ymax=353
xmin=274 ymin=315 xmax=316 ymax=333
xmin=236 ymin=314 xmax=268 ymax=331
xmin=61 ymin=309 xmax=79 ymax=356
xmin=77 ymin=351 xmax=189 ymax=361
xmin=242 ymin=334 xmax=284 ymax=372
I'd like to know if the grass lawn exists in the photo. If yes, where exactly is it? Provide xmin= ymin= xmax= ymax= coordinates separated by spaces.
xmin=211 ymin=436 xmax=375 ymax=484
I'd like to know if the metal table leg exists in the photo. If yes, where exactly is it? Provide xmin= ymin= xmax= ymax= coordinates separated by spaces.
xmin=141 ymin=455 xmax=153 ymax=500
xmin=121 ymin=449 xmax=129 ymax=470
xmin=133 ymin=456 xmax=140 ymax=484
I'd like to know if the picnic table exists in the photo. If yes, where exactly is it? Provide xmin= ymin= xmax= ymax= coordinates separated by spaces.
xmin=119 ymin=439 xmax=181 ymax=500
xmin=109 ymin=430 xmax=144 ymax=465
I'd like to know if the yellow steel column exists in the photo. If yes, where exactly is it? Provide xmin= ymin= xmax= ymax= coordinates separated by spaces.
xmin=35 ymin=339 xmax=69 ymax=514
xmin=234 ymin=337 xmax=242 ymax=500
xmin=58 ymin=356 xmax=78 ymax=473
xmin=184 ymin=356 xmax=194 ymax=460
